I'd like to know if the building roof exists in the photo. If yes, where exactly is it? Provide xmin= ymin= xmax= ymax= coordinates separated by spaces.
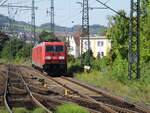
xmin=82 ymin=35 xmax=109 ymax=40
xmin=73 ymin=30 xmax=82 ymax=46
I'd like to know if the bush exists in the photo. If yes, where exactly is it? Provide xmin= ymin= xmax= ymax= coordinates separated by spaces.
xmin=0 ymin=107 xmax=9 ymax=113
xmin=54 ymin=104 xmax=90 ymax=113
xmin=110 ymin=55 xmax=128 ymax=84
xmin=92 ymin=56 xmax=110 ymax=71
xmin=12 ymin=107 xmax=30 ymax=113
xmin=32 ymin=108 xmax=47 ymax=113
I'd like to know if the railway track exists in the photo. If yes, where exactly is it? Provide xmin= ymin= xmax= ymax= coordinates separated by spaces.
xmin=3 ymin=65 xmax=52 ymax=113
xmin=61 ymin=77 xmax=150 ymax=113
xmin=32 ymin=68 xmax=150 ymax=113
xmin=19 ymin=66 xmax=103 ymax=113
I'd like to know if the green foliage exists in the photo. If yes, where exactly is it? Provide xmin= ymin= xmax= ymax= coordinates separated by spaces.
xmin=68 ymin=60 xmax=82 ymax=76
xmin=12 ymin=107 xmax=29 ymax=113
xmin=75 ymin=62 xmax=150 ymax=105
xmin=110 ymin=55 xmax=128 ymax=83
xmin=0 ymin=107 xmax=9 ymax=113
xmin=68 ymin=55 xmax=75 ymax=62
xmin=32 ymin=108 xmax=47 ymax=113
xmin=1 ymin=39 xmax=24 ymax=59
xmin=54 ymin=104 xmax=90 ymax=113
xmin=140 ymin=0 xmax=150 ymax=63
xmin=16 ymin=43 xmax=32 ymax=58
xmin=0 ymin=32 xmax=9 ymax=51
xmin=0 ymin=38 xmax=32 ymax=63
xmin=107 ymin=10 xmax=129 ymax=60
xmin=99 ymin=27 xmax=107 ymax=36
xmin=72 ymin=0 xmax=150 ymax=106
xmin=39 ymin=30 xmax=61 ymax=42
xmin=81 ymin=49 xmax=94 ymax=66
xmin=91 ymin=57 xmax=109 ymax=71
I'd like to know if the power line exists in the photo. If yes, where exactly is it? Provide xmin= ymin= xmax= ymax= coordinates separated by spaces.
xmin=95 ymin=0 xmax=127 ymax=19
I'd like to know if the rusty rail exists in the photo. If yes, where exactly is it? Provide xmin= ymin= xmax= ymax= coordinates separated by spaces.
xmin=34 ymin=93 xmax=101 ymax=113
xmin=3 ymin=70 xmax=13 ymax=113
xmin=32 ymin=67 xmax=150 ymax=113
xmin=39 ymin=73 xmax=119 ymax=113
xmin=18 ymin=71 xmax=52 ymax=113
xmin=62 ymin=77 xmax=150 ymax=113
xmin=64 ymin=95 xmax=138 ymax=113
xmin=4 ymin=65 xmax=52 ymax=113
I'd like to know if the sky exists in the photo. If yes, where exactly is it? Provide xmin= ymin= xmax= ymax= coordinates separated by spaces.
xmin=0 ymin=0 xmax=130 ymax=27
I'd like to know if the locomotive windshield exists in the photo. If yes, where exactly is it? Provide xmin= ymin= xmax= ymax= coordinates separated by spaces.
xmin=46 ymin=45 xmax=64 ymax=52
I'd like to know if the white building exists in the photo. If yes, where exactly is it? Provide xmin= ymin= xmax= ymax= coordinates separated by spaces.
xmin=67 ymin=36 xmax=80 ymax=58
xmin=80 ymin=36 xmax=111 ymax=58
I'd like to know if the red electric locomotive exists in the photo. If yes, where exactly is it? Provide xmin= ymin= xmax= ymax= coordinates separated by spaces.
xmin=32 ymin=42 xmax=67 ymax=74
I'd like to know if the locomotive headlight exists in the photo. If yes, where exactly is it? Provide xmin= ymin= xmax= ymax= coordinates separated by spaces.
xmin=59 ymin=56 xmax=65 ymax=60
xmin=45 ymin=56 xmax=51 ymax=60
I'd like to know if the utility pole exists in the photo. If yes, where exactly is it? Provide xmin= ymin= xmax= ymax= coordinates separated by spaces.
xmin=47 ymin=0 xmax=55 ymax=34
xmin=77 ymin=1 xmax=106 ymax=66
xmin=51 ymin=0 xmax=54 ymax=34
xmin=128 ymin=0 xmax=140 ymax=80
xmin=0 ymin=2 xmax=38 ymax=61
xmin=31 ymin=0 xmax=36 ymax=44
xmin=8 ymin=4 xmax=12 ymax=60
xmin=81 ymin=0 xmax=90 ymax=66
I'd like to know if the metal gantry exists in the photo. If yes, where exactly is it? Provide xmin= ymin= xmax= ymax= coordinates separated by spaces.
xmin=47 ymin=0 xmax=55 ymax=34
xmin=128 ymin=0 xmax=140 ymax=80
xmin=81 ymin=0 xmax=90 ymax=66
xmin=50 ymin=0 xmax=54 ymax=34
xmin=31 ymin=0 xmax=36 ymax=44
xmin=1 ymin=1 xmax=37 ymax=61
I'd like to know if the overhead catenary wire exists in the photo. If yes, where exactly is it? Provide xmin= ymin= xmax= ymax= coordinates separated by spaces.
xmin=95 ymin=0 xmax=127 ymax=19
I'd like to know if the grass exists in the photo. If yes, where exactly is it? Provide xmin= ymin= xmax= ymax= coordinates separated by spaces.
xmin=0 ymin=58 xmax=30 ymax=66
xmin=0 ymin=107 xmax=9 ymax=113
xmin=54 ymin=104 xmax=90 ymax=113
xmin=74 ymin=63 xmax=150 ymax=106
xmin=32 ymin=108 xmax=47 ymax=113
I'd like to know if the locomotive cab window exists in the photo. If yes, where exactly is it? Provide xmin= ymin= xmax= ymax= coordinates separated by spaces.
xmin=46 ymin=45 xmax=64 ymax=52
xmin=55 ymin=45 xmax=64 ymax=52
xmin=46 ymin=45 xmax=55 ymax=52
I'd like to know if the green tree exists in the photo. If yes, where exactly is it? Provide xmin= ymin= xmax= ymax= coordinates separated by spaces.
xmin=140 ymin=0 xmax=150 ymax=62
xmin=107 ymin=10 xmax=129 ymax=59
xmin=0 ymin=39 xmax=30 ymax=59
xmin=0 ymin=32 xmax=9 ymax=52
xmin=39 ymin=30 xmax=61 ymax=42
xmin=16 ymin=43 xmax=32 ymax=58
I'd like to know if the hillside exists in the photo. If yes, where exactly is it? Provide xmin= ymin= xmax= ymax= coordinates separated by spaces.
xmin=40 ymin=23 xmax=106 ymax=35
xmin=0 ymin=14 xmax=106 ymax=35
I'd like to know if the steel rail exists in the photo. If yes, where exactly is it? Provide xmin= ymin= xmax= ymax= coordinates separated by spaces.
xmin=33 ymin=93 xmax=102 ymax=113
xmin=65 ymin=95 xmax=138 ymax=113
xmin=3 ymin=70 xmax=13 ymax=113
xmin=62 ymin=76 xmax=128 ymax=103
xmin=18 ymin=71 xmax=52 ymax=113
xmin=38 ymin=73 xmax=117 ymax=113
xmin=49 ymin=76 xmax=137 ymax=113
xmin=62 ymin=77 xmax=150 ymax=113
xmin=105 ymin=104 xmax=138 ymax=113
xmin=5 ymin=67 xmax=52 ymax=113
xmin=32 ymin=68 xmax=149 ymax=113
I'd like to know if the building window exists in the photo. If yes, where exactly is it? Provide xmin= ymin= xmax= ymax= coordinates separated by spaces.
xmin=84 ymin=41 xmax=90 ymax=46
xmin=97 ymin=41 xmax=104 ymax=47
xmin=84 ymin=41 xmax=88 ymax=46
